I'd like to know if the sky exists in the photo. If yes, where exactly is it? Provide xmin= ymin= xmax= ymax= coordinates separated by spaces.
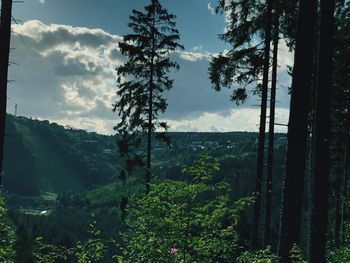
xmin=6 ymin=0 xmax=293 ymax=134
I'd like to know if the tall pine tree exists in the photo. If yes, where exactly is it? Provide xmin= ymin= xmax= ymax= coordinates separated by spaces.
xmin=208 ymin=0 xmax=272 ymax=249
xmin=308 ymin=0 xmax=336 ymax=261
xmin=114 ymin=0 xmax=183 ymax=194
xmin=264 ymin=0 xmax=280 ymax=247
xmin=277 ymin=0 xmax=317 ymax=261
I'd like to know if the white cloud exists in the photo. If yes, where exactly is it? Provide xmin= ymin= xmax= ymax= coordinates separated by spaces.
xmin=166 ymin=108 xmax=289 ymax=133
xmin=191 ymin=45 xmax=203 ymax=52
xmin=278 ymin=39 xmax=294 ymax=69
xmin=178 ymin=51 xmax=212 ymax=62
xmin=38 ymin=0 xmax=45 ymax=3
xmin=9 ymin=20 xmax=122 ymax=133
xmin=7 ymin=20 xmax=291 ymax=134
xmin=207 ymin=2 xmax=215 ymax=15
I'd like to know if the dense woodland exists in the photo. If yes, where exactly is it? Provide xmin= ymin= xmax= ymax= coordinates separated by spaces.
xmin=0 ymin=0 xmax=350 ymax=262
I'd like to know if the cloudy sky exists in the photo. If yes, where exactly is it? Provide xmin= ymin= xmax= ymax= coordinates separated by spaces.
xmin=7 ymin=0 xmax=293 ymax=134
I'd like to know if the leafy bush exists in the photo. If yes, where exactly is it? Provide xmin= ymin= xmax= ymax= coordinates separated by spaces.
xmin=236 ymin=247 xmax=279 ymax=263
xmin=0 ymin=190 xmax=15 ymax=262
xmin=328 ymin=247 xmax=350 ymax=263
xmin=33 ymin=215 xmax=115 ymax=263
xmin=121 ymin=155 xmax=254 ymax=262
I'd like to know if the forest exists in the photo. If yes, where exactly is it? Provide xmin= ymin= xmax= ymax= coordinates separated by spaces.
xmin=0 ymin=0 xmax=349 ymax=262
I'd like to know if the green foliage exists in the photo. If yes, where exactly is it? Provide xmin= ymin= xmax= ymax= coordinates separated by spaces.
xmin=209 ymin=0 xmax=265 ymax=104
xmin=328 ymin=247 xmax=350 ymax=263
xmin=33 ymin=216 xmax=116 ymax=263
xmin=74 ymin=218 xmax=108 ymax=263
xmin=236 ymin=247 xmax=279 ymax=263
xmin=33 ymin=236 xmax=72 ymax=263
xmin=0 ymin=190 xmax=15 ymax=262
xmin=288 ymin=244 xmax=306 ymax=263
xmin=121 ymin=155 xmax=254 ymax=262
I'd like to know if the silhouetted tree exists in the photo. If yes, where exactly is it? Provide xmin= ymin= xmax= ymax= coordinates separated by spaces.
xmin=114 ymin=0 xmax=183 ymax=194
xmin=209 ymin=0 xmax=272 ymax=249
xmin=278 ymin=0 xmax=317 ymax=261
xmin=0 ymin=0 xmax=13 ymax=185
xmin=331 ymin=2 xmax=350 ymax=247
xmin=264 ymin=0 xmax=280 ymax=248
xmin=308 ymin=0 xmax=336 ymax=261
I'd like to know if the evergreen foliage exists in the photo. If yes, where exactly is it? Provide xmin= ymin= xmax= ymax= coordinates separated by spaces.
xmin=114 ymin=0 xmax=183 ymax=193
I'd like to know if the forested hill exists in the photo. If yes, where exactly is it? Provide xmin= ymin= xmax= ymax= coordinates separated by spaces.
xmin=3 ymin=115 xmax=119 ymax=196
xmin=3 ymin=114 xmax=287 ymax=201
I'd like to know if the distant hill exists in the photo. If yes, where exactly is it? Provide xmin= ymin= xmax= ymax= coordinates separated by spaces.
xmin=3 ymin=114 xmax=287 ymax=201
xmin=3 ymin=115 xmax=119 ymax=196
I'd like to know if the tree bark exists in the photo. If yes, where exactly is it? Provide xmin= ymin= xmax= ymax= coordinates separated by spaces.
xmin=250 ymin=0 xmax=273 ymax=250
xmin=263 ymin=0 xmax=279 ymax=248
xmin=277 ymin=0 xmax=317 ymax=261
xmin=308 ymin=0 xmax=335 ymax=261
xmin=0 ymin=0 xmax=13 ymax=185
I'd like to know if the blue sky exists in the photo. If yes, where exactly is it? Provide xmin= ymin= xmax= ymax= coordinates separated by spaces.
xmin=7 ymin=0 xmax=292 ymax=134
xmin=14 ymin=0 xmax=227 ymax=52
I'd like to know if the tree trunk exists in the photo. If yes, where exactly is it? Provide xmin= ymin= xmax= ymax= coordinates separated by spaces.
xmin=341 ymin=123 xmax=349 ymax=244
xmin=146 ymin=13 xmax=156 ymax=195
xmin=277 ymin=0 xmax=317 ymax=261
xmin=0 ymin=0 xmax=13 ymax=186
xmin=263 ymin=0 xmax=279 ymax=247
xmin=308 ymin=0 xmax=335 ymax=262
xmin=250 ymin=0 xmax=273 ymax=250
xmin=335 ymin=164 xmax=342 ymax=248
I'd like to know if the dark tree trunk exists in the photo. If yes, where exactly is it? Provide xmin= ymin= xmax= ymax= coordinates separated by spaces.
xmin=250 ymin=0 xmax=273 ymax=250
xmin=0 ymin=0 xmax=13 ymax=185
xmin=146 ymin=14 xmax=156 ymax=195
xmin=263 ymin=0 xmax=279 ymax=248
xmin=341 ymin=123 xmax=349 ymax=244
xmin=308 ymin=0 xmax=335 ymax=261
xmin=277 ymin=0 xmax=317 ymax=261
xmin=335 ymin=164 xmax=342 ymax=248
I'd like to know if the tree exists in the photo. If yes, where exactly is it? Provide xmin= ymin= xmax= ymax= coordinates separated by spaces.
xmin=209 ymin=0 xmax=272 ymax=249
xmin=0 ymin=0 xmax=13 ymax=185
xmin=330 ymin=2 xmax=350 ymax=247
xmin=277 ymin=0 xmax=317 ymax=262
xmin=308 ymin=0 xmax=336 ymax=262
xmin=114 ymin=0 xmax=183 ymax=194
xmin=264 ymin=0 xmax=280 ymax=247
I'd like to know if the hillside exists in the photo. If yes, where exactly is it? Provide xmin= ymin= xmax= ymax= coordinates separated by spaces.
xmin=3 ymin=115 xmax=119 ymax=196
xmin=2 ymin=115 xmax=289 ymax=199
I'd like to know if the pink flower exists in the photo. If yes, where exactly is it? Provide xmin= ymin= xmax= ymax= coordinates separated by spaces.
xmin=170 ymin=247 xmax=179 ymax=255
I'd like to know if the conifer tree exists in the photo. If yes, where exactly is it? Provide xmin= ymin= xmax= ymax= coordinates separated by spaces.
xmin=277 ymin=0 xmax=317 ymax=261
xmin=264 ymin=0 xmax=280 ymax=247
xmin=331 ymin=2 xmax=350 ymax=247
xmin=0 ymin=0 xmax=13 ymax=185
xmin=114 ymin=0 xmax=183 ymax=194
xmin=209 ymin=0 xmax=272 ymax=249
xmin=308 ymin=0 xmax=335 ymax=261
